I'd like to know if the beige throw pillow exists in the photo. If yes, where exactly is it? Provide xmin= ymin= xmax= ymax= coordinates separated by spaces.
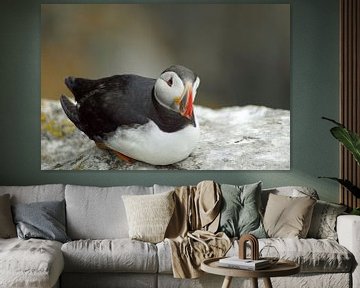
xmin=0 ymin=194 xmax=17 ymax=238
xmin=263 ymin=193 xmax=316 ymax=238
xmin=122 ymin=191 xmax=175 ymax=243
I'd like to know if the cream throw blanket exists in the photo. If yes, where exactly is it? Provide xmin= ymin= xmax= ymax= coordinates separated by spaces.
xmin=165 ymin=181 xmax=231 ymax=278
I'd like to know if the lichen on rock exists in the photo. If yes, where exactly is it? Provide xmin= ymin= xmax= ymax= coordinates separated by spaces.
xmin=41 ymin=99 xmax=290 ymax=170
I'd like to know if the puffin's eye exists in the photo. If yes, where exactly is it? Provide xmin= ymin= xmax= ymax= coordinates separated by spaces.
xmin=167 ymin=77 xmax=173 ymax=87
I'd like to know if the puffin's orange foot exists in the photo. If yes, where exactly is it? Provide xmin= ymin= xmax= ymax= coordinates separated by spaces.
xmin=112 ymin=151 xmax=134 ymax=163
xmin=95 ymin=142 xmax=134 ymax=163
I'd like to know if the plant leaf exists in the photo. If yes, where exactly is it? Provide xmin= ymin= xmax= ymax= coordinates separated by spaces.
xmin=351 ymin=208 xmax=360 ymax=215
xmin=330 ymin=126 xmax=360 ymax=165
xmin=318 ymin=177 xmax=360 ymax=198
xmin=322 ymin=117 xmax=344 ymax=127
xmin=322 ymin=116 xmax=360 ymax=165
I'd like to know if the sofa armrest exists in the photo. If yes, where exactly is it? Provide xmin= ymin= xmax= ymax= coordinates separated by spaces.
xmin=337 ymin=215 xmax=360 ymax=288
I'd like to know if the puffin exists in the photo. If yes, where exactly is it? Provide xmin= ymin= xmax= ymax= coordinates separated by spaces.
xmin=60 ymin=65 xmax=200 ymax=165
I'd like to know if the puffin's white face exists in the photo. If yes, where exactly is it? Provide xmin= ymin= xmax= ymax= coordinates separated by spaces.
xmin=154 ymin=71 xmax=200 ymax=119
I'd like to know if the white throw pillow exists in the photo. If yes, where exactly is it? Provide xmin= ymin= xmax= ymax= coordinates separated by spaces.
xmin=122 ymin=191 xmax=175 ymax=243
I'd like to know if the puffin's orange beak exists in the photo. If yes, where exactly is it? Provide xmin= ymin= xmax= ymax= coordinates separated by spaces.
xmin=180 ymin=83 xmax=193 ymax=120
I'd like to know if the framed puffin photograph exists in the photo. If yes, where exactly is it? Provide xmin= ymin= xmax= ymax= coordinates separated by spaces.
xmin=41 ymin=4 xmax=290 ymax=170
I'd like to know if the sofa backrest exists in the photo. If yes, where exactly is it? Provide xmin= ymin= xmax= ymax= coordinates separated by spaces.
xmin=65 ymin=184 xmax=154 ymax=239
xmin=0 ymin=184 xmax=321 ymax=240
xmin=0 ymin=184 xmax=65 ymax=204
xmin=153 ymin=184 xmax=176 ymax=194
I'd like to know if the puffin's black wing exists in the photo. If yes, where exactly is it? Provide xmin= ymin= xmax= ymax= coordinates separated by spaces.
xmin=60 ymin=95 xmax=83 ymax=132
xmin=65 ymin=76 xmax=103 ymax=103
xmin=62 ymin=75 xmax=155 ymax=140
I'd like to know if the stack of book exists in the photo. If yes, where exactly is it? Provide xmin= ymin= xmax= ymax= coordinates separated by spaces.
xmin=218 ymin=257 xmax=271 ymax=270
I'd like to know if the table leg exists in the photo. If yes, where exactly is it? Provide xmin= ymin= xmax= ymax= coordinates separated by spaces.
xmin=222 ymin=276 xmax=233 ymax=288
xmin=251 ymin=278 xmax=258 ymax=288
xmin=263 ymin=277 xmax=273 ymax=288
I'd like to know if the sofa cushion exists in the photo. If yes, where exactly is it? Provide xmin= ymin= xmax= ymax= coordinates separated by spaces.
xmin=307 ymin=200 xmax=347 ymax=240
xmin=0 ymin=238 xmax=64 ymax=288
xmin=260 ymin=238 xmax=353 ymax=273
xmin=263 ymin=193 xmax=316 ymax=238
xmin=61 ymin=239 xmax=158 ymax=273
xmin=65 ymin=185 xmax=153 ymax=239
xmin=122 ymin=191 xmax=175 ymax=243
xmin=227 ymin=238 xmax=353 ymax=273
xmin=0 ymin=184 xmax=65 ymax=204
xmin=0 ymin=194 xmax=16 ymax=238
xmin=12 ymin=200 xmax=70 ymax=243
xmin=158 ymin=237 xmax=353 ymax=274
xmin=156 ymin=240 xmax=173 ymax=274
xmin=218 ymin=182 xmax=266 ymax=238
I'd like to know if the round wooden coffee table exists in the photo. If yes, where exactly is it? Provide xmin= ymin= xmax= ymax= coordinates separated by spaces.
xmin=201 ymin=257 xmax=300 ymax=288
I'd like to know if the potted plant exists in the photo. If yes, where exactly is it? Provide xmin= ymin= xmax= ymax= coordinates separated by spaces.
xmin=320 ymin=117 xmax=360 ymax=215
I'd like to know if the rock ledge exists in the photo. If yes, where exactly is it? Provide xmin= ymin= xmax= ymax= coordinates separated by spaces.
xmin=41 ymin=100 xmax=290 ymax=170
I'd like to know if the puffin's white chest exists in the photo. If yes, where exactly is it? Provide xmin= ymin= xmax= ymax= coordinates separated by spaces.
xmin=104 ymin=120 xmax=200 ymax=165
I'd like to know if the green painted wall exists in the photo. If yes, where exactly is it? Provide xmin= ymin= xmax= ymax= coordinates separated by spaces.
xmin=0 ymin=0 xmax=340 ymax=203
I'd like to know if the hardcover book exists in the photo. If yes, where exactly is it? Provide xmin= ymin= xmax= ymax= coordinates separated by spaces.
xmin=218 ymin=257 xmax=271 ymax=270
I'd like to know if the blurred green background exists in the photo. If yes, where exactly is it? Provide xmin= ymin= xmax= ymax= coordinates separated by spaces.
xmin=41 ymin=4 xmax=289 ymax=109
